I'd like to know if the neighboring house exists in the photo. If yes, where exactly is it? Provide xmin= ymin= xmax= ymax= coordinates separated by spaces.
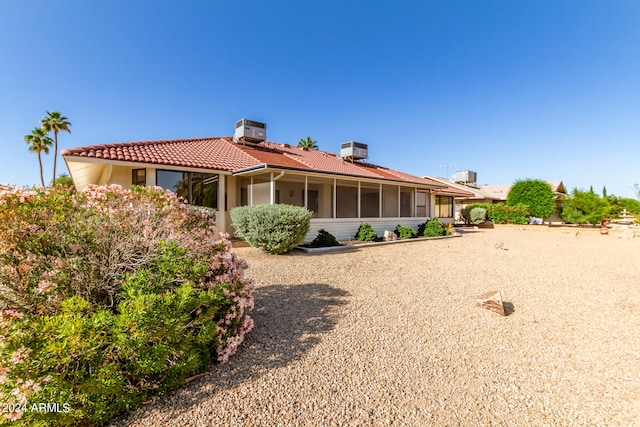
xmin=425 ymin=176 xmax=492 ymax=222
xmin=450 ymin=176 xmax=566 ymax=223
xmin=425 ymin=171 xmax=567 ymax=222
xmin=62 ymin=121 xmax=462 ymax=242
xmin=479 ymin=180 xmax=566 ymax=223
xmin=422 ymin=176 xmax=474 ymax=221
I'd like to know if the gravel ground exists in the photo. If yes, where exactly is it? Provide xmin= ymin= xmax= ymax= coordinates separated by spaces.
xmin=112 ymin=225 xmax=640 ymax=426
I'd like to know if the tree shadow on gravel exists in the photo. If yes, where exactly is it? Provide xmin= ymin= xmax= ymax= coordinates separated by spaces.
xmin=110 ymin=283 xmax=350 ymax=426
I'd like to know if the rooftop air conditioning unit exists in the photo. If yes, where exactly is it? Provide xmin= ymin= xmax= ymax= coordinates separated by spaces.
xmin=234 ymin=118 xmax=266 ymax=143
xmin=340 ymin=141 xmax=368 ymax=161
xmin=454 ymin=170 xmax=477 ymax=184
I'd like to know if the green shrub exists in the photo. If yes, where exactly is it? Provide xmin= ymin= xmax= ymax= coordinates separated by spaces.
xmin=0 ymin=185 xmax=254 ymax=426
xmin=507 ymin=179 xmax=555 ymax=219
xmin=422 ymin=218 xmax=447 ymax=237
xmin=487 ymin=203 xmax=530 ymax=224
xmin=310 ymin=229 xmax=341 ymax=247
xmin=394 ymin=225 xmax=417 ymax=239
xmin=461 ymin=203 xmax=490 ymax=224
xmin=469 ymin=207 xmax=487 ymax=224
xmin=560 ymin=189 xmax=609 ymax=225
xmin=230 ymin=204 xmax=312 ymax=254
xmin=605 ymin=195 xmax=640 ymax=217
xmin=354 ymin=223 xmax=377 ymax=241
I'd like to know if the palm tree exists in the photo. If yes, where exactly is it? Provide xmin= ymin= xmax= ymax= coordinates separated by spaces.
xmin=41 ymin=111 xmax=71 ymax=184
xmin=24 ymin=127 xmax=53 ymax=187
xmin=297 ymin=136 xmax=318 ymax=150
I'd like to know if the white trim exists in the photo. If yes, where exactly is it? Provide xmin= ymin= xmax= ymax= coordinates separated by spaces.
xmin=333 ymin=178 xmax=337 ymax=219
xmin=357 ymin=181 xmax=361 ymax=218
xmin=250 ymin=176 xmax=254 ymax=205
xmin=270 ymin=172 xmax=275 ymax=204
xmin=217 ymin=174 xmax=226 ymax=232
xmin=379 ymin=183 xmax=382 ymax=218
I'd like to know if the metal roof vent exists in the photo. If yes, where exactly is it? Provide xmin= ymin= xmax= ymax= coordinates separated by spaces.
xmin=339 ymin=141 xmax=368 ymax=162
xmin=234 ymin=118 xmax=266 ymax=144
xmin=454 ymin=170 xmax=477 ymax=184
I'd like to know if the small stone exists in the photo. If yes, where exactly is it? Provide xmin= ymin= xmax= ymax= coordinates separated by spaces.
xmin=495 ymin=242 xmax=504 ymax=249
xmin=383 ymin=230 xmax=397 ymax=241
xmin=476 ymin=290 xmax=506 ymax=316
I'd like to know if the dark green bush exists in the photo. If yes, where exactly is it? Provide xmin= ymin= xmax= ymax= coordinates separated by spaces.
xmin=394 ymin=225 xmax=417 ymax=239
xmin=487 ymin=203 xmax=530 ymax=224
xmin=417 ymin=221 xmax=427 ymax=236
xmin=0 ymin=185 xmax=254 ymax=426
xmin=354 ymin=223 xmax=377 ymax=241
xmin=461 ymin=203 xmax=490 ymax=224
xmin=230 ymin=204 xmax=312 ymax=254
xmin=310 ymin=229 xmax=341 ymax=247
xmin=422 ymin=218 xmax=447 ymax=237
xmin=507 ymin=179 xmax=555 ymax=218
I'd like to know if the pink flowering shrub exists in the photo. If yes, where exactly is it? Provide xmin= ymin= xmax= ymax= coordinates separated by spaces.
xmin=0 ymin=185 xmax=254 ymax=426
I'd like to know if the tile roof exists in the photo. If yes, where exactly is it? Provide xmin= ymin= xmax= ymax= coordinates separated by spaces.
xmin=62 ymin=136 xmax=445 ymax=187
xmin=422 ymin=176 xmax=475 ymax=197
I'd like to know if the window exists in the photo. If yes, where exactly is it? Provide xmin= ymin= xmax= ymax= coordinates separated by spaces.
xmin=416 ymin=191 xmax=428 ymax=217
xmin=156 ymin=170 xmax=218 ymax=208
xmin=336 ymin=180 xmax=358 ymax=218
xmin=360 ymin=183 xmax=380 ymax=218
xmin=382 ymin=185 xmax=398 ymax=217
xmin=436 ymin=195 xmax=453 ymax=218
xmin=132 ymin=169 xmax=146 ymax=186
xmin=400 ymin=188 xmax=413 ymax=217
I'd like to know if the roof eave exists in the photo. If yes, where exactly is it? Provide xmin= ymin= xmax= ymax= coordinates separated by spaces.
xmin=232 ymin=163 xmax=444 ymax=188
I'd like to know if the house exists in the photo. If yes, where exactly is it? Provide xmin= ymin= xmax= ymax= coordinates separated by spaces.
xmin=423 ymin=176 xmax=491 ymax=222
xmin=438 ymin=171 xmax=567 ymax=222
xmin=478 ymin=180 xmax=566 ymax=223
xmin=62 ymin=120 xmax=472 ymax=242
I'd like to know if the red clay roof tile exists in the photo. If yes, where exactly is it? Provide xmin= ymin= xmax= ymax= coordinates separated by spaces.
xmin=62 ymin=136 xmax=445 ymax=187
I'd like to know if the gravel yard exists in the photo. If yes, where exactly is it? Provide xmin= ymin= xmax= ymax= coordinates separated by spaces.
xmin=113 ymin=225 xmax=640 ymax=426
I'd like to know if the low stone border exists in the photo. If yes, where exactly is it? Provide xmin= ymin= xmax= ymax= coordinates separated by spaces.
xmin=296 ymin=233 xmax=462 ymax=254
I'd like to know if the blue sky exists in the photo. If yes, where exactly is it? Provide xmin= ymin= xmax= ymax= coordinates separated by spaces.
xmin=2 ymin=1 xmax=639 ymax=197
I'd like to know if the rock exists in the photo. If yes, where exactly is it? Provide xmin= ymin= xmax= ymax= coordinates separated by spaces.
xmin=383 ymin=230 xmax=397 ymax=241
xmin=495 ymin=242 xmax=504 ymax=249
xmin=476 ymin=290 xmax=506 ymax=316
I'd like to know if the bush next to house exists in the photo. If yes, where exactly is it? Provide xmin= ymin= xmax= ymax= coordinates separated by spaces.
xmin=230 ymin=204 xmax=312 ymax=254
xmin=309 ymin=229 xmax=341 ymax=247
xmin=461 ymin=203 xmax=491 ymax=224
xmin=422 ymin=218 xmax=449 ymax=237
xmin=0 ymin=185 xmax=254 ymax=426
xmin=487 ymin=203 xmax=530 ymax=224
xmin=506 ymin=179 xmax=555 ymax=219
xmin=354 ymin=223 xmax=377 ymax=241
xmin=394 ymin=225 xmax=417 ymax=239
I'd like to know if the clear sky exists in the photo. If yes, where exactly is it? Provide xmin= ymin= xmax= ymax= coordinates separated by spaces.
xmin=1 ymin=1 xmax=639 ymax=198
